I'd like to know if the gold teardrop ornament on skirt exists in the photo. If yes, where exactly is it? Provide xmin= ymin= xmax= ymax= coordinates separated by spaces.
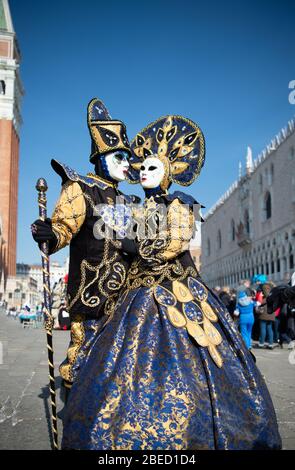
xmin=166 ymin=306 xmax=187 ymax=328
xmin=172 ymin=280 xmax=194 ymax=303
xmin=208 ymin=344 xmax=223 ymax=368
xmin=203 ymin=317 xmax=222 ymax=346
xmin=186 ymin=319 xmax=209 ymax=347
xmin=200 ymin=301 xmax=218 ymax=322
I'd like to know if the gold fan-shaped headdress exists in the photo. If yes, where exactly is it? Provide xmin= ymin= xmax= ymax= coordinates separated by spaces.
xmin=128 ymin=115 xmax=205 ymax=190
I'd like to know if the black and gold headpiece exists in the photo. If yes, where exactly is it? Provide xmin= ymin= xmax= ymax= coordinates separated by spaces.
xmin=87 ymin=98 xmax=131 ymax=163
xmin=128 ymin=115 xmax=205 ymax=190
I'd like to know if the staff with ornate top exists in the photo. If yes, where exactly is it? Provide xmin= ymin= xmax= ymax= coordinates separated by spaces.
xmin=30 ymin=98 xmax=140 ymax=449
xmin=31 ymin=178 xmax=58 ymax=450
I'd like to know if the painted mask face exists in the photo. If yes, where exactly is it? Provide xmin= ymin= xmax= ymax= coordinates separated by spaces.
xmin=105 ymin=151 xmax=130 ymax=181
xmin=139 ymin=157 xmax=165 ymax=189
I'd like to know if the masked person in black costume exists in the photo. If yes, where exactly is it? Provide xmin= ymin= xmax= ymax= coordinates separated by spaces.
xmin=31 ymin=98 xmax=139 ymax=395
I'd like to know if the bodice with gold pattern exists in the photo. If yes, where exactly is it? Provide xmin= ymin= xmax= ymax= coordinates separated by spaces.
xmin=124 ymin=193 xmax=223 ymax=368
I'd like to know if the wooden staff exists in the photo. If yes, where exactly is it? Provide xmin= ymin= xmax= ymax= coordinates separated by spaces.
xmin=36 ymin=178 xmax=59 ymax=450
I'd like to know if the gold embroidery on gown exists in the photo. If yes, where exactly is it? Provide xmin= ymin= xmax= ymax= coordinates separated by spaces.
xmin=126 ymin=195 xmax=224 ymax=368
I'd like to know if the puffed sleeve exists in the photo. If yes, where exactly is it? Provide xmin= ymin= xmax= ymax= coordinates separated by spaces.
xmin=138 ymin=198 xmax=195 ymax=263
xmin=160 ymin=198 xmax=195 ymax=260
xmin=50 ymin=181 xmax=86 ymax=253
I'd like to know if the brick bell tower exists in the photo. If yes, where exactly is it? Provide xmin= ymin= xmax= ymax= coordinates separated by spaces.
xmin=0 ymin=0 xmax=23 ymax=286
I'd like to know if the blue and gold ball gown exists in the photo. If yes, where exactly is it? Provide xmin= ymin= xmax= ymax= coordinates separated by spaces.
xmin=61 ymin=116 xmax=281 ymax=450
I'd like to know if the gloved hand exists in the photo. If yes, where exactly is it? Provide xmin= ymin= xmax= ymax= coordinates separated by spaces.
xmin=121 ymin=237 xmax=138 ymax=256
xmin=31 ymin=218 xmax=58 ymax=250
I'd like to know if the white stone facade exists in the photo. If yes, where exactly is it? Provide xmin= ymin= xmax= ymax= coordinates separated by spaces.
xmin=201 ymin=118 xmax=295 ymax=288
xmin=190 ymin=222 xmax=202 ymax=271
xmin=4 ymin=275 xmax=41 ymax=310
xmin=18 ymin=258 xmax=69 ymax=294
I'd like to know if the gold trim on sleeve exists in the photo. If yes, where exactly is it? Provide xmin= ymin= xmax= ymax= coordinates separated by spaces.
xmin=51 ymin=181 xmax=86 ymax=252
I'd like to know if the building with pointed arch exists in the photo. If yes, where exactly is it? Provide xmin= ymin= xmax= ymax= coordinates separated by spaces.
xmin=201 ymin=118 xmax=295 ymax=287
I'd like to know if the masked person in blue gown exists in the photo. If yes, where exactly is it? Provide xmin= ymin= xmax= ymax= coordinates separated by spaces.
xmin=61 ymin=115 xmax=282 ymax=450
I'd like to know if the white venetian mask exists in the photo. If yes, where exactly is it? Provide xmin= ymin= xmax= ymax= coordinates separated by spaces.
xmin=139 ymin=157 xmax=165 ymax=189
xmin=104 ymin=151 xmax=130 ymax=182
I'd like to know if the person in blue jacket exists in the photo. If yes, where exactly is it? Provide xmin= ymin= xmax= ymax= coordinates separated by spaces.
xmin=236 ymin=291 xmax=256 ymax=350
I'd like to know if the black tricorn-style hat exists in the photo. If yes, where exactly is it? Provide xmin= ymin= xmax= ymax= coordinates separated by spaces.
xmin=87 ymin=98 xmax=131 ymax=163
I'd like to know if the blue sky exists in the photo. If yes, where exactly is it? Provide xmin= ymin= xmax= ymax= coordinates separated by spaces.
xmin=10 ymin=0 xmax=295 ymax=265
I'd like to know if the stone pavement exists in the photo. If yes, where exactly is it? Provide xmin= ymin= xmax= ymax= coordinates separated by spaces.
xmin=0 ymin=313 xmax=294 ymax=450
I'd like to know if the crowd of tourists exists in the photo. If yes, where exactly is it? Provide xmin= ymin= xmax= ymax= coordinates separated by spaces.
xmin=214 ymin=273 xmax=295 ymax=350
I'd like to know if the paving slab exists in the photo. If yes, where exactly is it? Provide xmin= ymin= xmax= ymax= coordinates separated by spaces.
xmin=1 ymin=313 xmax=294 ymax=450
